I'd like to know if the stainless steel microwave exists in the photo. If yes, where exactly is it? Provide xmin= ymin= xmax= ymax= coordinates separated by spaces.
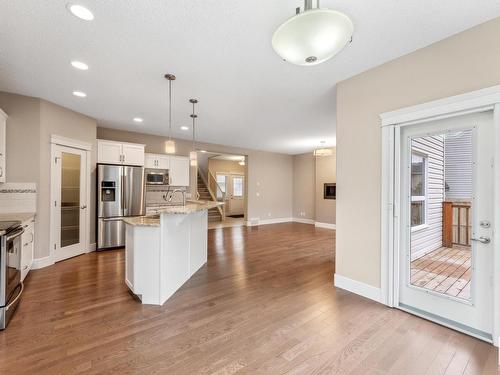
xmin=145 ymin=169 xmax=169 ymax=185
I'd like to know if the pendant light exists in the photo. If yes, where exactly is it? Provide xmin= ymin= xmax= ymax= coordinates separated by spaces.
xmin=189 ymin=99 xmax=198 ymax=167
xmin=272 ymin=0 xmax=353 ymax=66
xmin=164 ymin=74 xmax=176 ymax=154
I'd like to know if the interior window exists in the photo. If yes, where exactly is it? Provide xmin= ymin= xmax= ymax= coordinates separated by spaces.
xmin=411 ymin=153 xmax=426 ymax=227
xmin=216 ymin=174 xmax=226 ymax=199
xmin=233 ymin=176 xmax=243 ymax=197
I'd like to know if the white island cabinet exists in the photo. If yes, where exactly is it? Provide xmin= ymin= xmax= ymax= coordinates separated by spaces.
xmin=123 ymin=201 xmax=222 ymax=305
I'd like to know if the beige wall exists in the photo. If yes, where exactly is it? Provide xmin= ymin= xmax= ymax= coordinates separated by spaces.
xmin=292 ymin=153 xmax=315 ymax=221
xmin=315 ymin=152 xmax=336 ymax=225
xmin=0 ymin=91 xmax=97 ymax=259
xmin=292 ymin=150 xmax=336 ymax=224
xmin=336 ymin=17 xmax=500 ymax=287
xmin=208 ymin=159 xmax=245 ymax=175
xmin=97 ymin=127 xmax=293 ymax=222
xmin=39 ymin=100 xmax=97 ymax=258
xmin=0 ymin=92 xmax=40 ymax=183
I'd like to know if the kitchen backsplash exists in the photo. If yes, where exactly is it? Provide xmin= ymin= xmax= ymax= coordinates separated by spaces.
xmin=146 ymin=185 xmax=188 ymax=206
xmin=0 ymin=182 xmax=37 ymax=213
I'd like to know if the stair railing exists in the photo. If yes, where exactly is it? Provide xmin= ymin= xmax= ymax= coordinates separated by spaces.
xmin=197 ymin=167 xmax=225 ymax=220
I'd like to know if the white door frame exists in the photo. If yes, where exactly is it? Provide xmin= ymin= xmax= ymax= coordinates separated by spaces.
xmin=50 ymin=135 xmax=92 ymax=262
xmin=380 ymin=85 xmax=500 ymax=346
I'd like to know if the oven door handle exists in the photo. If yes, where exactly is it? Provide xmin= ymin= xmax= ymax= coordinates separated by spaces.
xmin=6 ymin=227 xmax=24 ymax=243
xmin=5 ymin=282 xmax=24 ymax=311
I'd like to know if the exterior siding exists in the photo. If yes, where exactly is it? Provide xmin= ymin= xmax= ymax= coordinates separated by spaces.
xmin=411 ymin=135 xmax=445 ymax=260
xmin=445 ymin=130 xmax=473 ymax=200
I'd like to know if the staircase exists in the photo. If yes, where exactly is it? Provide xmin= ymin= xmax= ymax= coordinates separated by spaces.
xmin=197 ymin=173 xmax=222 ymax=222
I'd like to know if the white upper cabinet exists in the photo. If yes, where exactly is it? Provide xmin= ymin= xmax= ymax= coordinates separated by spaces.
xmin=98 ymin=140 xmax=145 ymax=166
xmin=0 ymin=109 xmax=7 ymax=183
xmin=145 ymin=153 xmax=170 ymax=169
xmin=145 ymin=153 xmax=157 ymax=169
xmin=157 ymin=154 xmax=170 ymax=170
xmin=97 ymin=140 xmax=122 ymax=164
xmin=122 ymin=143 xmax=145 ymax=166
xmin=169 ymin=156 xmax=190 ymax=186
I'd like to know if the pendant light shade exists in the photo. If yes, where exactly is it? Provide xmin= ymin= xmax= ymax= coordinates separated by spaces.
xmin=190 ymin=151 xmax=198 ymax=167
xmin=272 ymin=0 xmax=353 ymax=66
xmin=164 ymin=74 xmax=176 ymax=154
xmin=164 ymin=140 xmax=176 ymax=154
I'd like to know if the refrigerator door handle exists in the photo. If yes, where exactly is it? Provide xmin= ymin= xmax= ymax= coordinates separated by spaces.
xmin=122 ymin=173 xmax=127 ymax=212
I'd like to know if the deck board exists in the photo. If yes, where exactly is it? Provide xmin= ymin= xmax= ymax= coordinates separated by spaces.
xmin=411 ymin=245 xmax=471 ymax=300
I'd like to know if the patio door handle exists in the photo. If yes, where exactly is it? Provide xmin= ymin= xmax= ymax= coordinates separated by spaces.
xmin=471 ymin=236 xmax=490 ymax=244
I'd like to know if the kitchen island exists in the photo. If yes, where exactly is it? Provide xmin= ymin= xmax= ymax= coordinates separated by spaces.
xmin=122 ymin=200 xmax=223 ymax=305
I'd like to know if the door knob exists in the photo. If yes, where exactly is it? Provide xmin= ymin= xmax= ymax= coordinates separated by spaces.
xmin=471 ymin=236 xmax=491 ymax=244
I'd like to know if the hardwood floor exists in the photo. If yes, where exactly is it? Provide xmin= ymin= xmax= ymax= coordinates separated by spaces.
xmin=0 ymin=223 xmax=497 ymax=374
xmin=411 ymin=245 xmax=472 ymax=300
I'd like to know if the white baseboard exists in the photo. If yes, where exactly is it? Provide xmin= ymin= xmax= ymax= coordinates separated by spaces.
xmin=334 ymin=273 xmax=382 ymax=303
xmin=292 ymin=217 xmax=315 ymax=224
xmin=245 ymin=218 xmax=332 ymax=227
xmin=315 ymin=222 xmax=336 ymax=230
xmin=87 ymin=242 xmax=96 ymax=252
xmin=246 ymin=217 xmax=293 ymax=226
xmin=31 ymin=255 xmax=54 ymax=270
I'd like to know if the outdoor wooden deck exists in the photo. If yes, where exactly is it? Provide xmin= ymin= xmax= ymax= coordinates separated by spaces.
xmin=410 ymin=245 xmax=471 ymax=300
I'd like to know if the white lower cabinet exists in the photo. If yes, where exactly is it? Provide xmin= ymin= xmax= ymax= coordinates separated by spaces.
xmin=21 ymin=217 xmax=35 ymax=281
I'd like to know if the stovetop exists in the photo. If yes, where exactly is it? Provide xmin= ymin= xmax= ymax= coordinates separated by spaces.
xmin=0 ymin=220 xmax=21 ymax=236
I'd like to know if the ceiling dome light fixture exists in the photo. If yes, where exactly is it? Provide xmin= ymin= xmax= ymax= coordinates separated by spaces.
xmin=133 ymin=117 xmax=143 ymax=123
xmin=67 ymin=4 xmax=94 ymax=21
xmin=272 ymin=0 xmax=353 ymax=66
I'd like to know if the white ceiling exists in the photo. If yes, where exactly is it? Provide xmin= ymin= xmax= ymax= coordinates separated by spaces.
xmin=1 ymin=1 xmax=500 ymax=154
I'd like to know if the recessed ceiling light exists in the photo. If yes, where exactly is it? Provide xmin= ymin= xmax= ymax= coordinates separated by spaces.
xmin=72 ymin=91 xmax=86 ymax=97
xmin=133 ymin=117 xmax=143 ymax=123
xmin=200 ymin=150 xmax=207 ymax=153
xmin=180 ymin=126 xmax=189 ymax=131
xmin=67 ymin=4 xmax=94 ymax=21
xmin=71 ymin=61 xmax=89 ymax=70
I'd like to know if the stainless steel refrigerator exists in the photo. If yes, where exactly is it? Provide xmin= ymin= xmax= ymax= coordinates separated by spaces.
xmin=97 ymin=164 xmax=145 ymax=250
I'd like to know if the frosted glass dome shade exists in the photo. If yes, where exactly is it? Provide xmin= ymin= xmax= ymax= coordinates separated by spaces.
xmin=272 ymin=9 xmax=353 ymax=66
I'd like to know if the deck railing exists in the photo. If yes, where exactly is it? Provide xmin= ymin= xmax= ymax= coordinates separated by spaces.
xmin=442 ymin=201 xmax=471 ymax=247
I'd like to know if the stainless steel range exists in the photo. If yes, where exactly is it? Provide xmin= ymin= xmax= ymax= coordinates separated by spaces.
xmin=0 ymin=220 xmax=24 ymax=329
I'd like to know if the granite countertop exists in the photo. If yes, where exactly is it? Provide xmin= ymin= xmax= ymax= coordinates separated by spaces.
xmin=123 ymin=200 xmax=224 ymax=227
xmin=0 ymin=212 xmax=36 ymax=223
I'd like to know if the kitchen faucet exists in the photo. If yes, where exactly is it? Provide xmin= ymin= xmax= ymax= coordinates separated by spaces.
xmin=164 ymin=189 xmax=186 ymax=206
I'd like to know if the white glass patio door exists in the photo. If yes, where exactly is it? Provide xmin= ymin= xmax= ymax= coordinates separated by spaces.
xmin=398 ymin=111 xmax=494 ymax=341
xmin=52 ymin=145 xmax=87 ymax=262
